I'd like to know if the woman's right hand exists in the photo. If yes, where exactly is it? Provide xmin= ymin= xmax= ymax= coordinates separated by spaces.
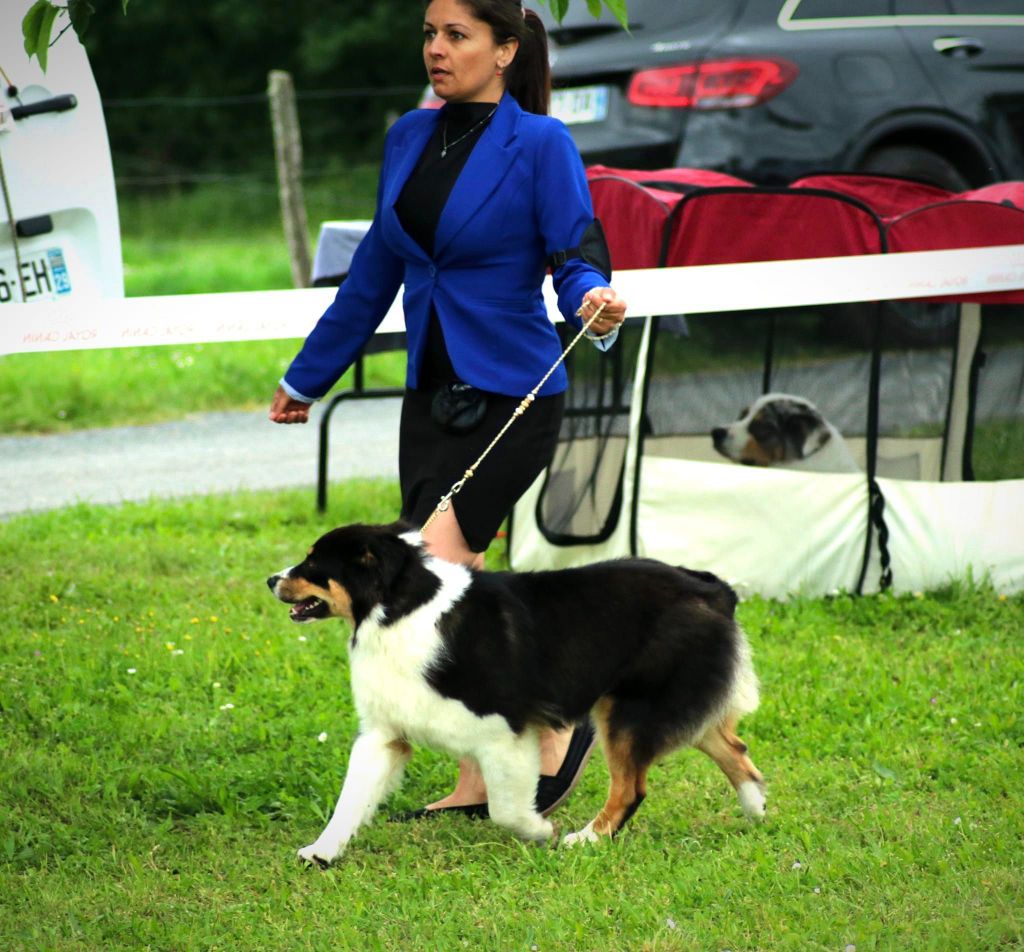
xmin=269 ymin=385 xmax=312 ymax=424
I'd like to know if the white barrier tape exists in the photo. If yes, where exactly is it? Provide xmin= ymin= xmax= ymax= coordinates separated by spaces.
xmin=618 ymin=243 xmax=1024 ymax=317
xmin=3 ymin=243 xmax=1023 ymax=357
xmin=1 ymin=287 xmax=406 ymax=356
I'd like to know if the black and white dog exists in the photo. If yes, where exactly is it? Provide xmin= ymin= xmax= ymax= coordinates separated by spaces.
xmin=268 ymin=523 xmax=765 ymax=866
xmin=712 ymin=392 xmax=860 ymax=473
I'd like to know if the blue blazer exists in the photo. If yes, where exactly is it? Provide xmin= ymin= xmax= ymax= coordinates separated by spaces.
xmin=283 ymin=92 xmax=609 ymax=400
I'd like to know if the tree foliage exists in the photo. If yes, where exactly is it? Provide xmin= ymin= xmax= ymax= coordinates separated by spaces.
xmin=21 ymin=0 xmax=628 ymax=68
xmin=17 ymin=0 xmax=629 ymax=177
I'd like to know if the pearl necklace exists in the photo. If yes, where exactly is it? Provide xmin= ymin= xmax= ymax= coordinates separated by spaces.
xmin=441 ymin=104 xmax=498 ymax=158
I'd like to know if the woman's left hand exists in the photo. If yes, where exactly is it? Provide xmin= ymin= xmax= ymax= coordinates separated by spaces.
xmin=579 ymin=287 xmax=628 ymax=336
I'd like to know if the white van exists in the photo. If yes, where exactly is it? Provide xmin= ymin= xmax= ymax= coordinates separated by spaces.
xmin=0 ymin=21 xmax=122 ymax=304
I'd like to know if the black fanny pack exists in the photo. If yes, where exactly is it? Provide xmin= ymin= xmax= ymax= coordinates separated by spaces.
xmin=430 ymin=381 xmax=488 ymax=434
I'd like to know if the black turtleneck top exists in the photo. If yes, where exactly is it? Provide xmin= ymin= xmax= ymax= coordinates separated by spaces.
xmin=394 ymin=101 xmax=498 ymax=387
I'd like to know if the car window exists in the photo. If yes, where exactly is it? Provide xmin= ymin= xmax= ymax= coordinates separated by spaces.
xmin=893 ymin=0 xmax=953 ymax=10
xmin=897 ymin=0 xmax=1024 ymax=12
xmin=786 ymin=0 xmax=890 ymax=17
xmin=949 ymin=1 xmax=1024 ymax=12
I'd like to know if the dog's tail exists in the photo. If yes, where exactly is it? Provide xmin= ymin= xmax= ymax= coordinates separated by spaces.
xmin=728 ymin=629 xmax=760 ymax=717
xmin=675 ymin=565 xmax=757 ymax=717
xmin=676 ymin=566 xmax=739 ymax=619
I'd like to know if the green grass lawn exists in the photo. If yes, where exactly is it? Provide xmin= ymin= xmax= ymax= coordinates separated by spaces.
xmin=1 ymin=484 xmax=1021 ymax=950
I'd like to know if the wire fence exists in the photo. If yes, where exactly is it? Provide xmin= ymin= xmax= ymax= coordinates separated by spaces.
xmin=103 ymin=85 xmax=423 ymax=108
xmin=103 ymin=83 xmax=424 ymax=191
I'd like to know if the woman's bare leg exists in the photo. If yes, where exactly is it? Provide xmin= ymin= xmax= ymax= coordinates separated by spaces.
xmin=420 ymin=505 xmax=572 ymax=810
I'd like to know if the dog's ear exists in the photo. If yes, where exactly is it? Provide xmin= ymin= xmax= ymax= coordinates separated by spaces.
xmin=783 ymin=408 xmax=828 ymax=458
xmin=364 ymin=528 xmax=417 ymax=591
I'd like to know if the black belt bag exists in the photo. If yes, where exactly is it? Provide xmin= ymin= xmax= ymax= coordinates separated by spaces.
xmin=431 ymin=381 xmax=488 ymax=434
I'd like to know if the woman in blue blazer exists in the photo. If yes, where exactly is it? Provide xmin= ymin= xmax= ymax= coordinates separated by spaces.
xmin=270 ymin=0 xmax=627 ymax=817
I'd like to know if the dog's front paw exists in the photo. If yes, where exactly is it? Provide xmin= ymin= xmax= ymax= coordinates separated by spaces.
xmin=297 ymin=840 xmax=342 ymax=868
xmin=522 ymin=816 xmax=555 ymax=843
xmin=739 ymin=780 xmax=766 ymax=821
xmin=562 ymin=822 xmax=601 ymax=848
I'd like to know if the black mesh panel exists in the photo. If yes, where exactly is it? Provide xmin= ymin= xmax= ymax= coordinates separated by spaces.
xmin=535 ymin=320 xmax=642 ymax=543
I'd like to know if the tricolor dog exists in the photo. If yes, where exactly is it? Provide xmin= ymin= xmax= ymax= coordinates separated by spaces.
xmin=712 ymin=392 xmax=860 ymax=473
xmin=268 ymin=523 xmax=765 ymax=866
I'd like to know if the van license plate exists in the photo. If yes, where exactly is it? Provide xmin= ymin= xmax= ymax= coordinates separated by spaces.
xmin=551 ymin=85 xmax=610 ymax=125
xmin=0 ymin=247 xmax=72 ymax=303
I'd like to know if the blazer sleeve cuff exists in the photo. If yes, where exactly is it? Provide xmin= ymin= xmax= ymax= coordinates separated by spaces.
xmin=279 ymin=377 xmax=317 ymax=404
xmin=584 ymin=326 xmax=619 ymax=351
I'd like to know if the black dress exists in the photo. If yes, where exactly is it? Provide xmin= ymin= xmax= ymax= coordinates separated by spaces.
xmin=394 ymin=102 xmax=565 ymax=552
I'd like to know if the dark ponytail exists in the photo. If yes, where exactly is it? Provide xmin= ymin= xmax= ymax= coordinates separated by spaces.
xmin=508 ymin=9 xmax=551 ymax=116
xmin=431 ymin=0 xmax=551 ymax=115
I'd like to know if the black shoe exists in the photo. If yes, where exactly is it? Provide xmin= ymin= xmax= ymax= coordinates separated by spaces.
xmin=535 ymin=721 xmax=597 ymax=817
xmin=391 ymin=721 xmax=596 ymax=822
xmin=389 ymin=803 xmax=489 ymax=822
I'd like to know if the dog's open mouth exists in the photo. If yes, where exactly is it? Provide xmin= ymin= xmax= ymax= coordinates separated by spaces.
xmin=289 ymin=596 xmax=329 ymax=622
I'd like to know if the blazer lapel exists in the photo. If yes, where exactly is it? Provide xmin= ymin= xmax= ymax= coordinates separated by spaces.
xmin=433 ymin=92 xmax=522 ymax=259
xmin=382 ymin=110 xmax=439 ymax=261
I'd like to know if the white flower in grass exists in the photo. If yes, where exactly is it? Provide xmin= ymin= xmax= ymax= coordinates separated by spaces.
xmin=127 ymin=668 xmax=137 ymax=675
xmin=213 ymin=682 xmax=221 ymax=689
xmin=791 ymin=860 xmax=802 ymax=870
xmin=318 ymin=732 xmax=328 ymax=743
xmin=172 ymin=649 xmax=184 ymax=656
xmin=953 ymin=816 xmax=962 ymax=826
xmin=298 ymin=636 xmax=307 ymax=643
xmin=846 ymin=946 xmax=857 ymax=952
xmin=665 ymin=917 xmax=677 ymax=930
xmin=220 ymin=702 xmax=235 ymax=711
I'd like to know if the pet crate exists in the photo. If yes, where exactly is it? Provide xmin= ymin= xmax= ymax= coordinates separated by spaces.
xmin=509 ymin=168 xmax=1024 ymax=597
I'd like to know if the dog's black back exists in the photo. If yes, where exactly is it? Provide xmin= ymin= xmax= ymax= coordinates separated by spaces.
xmin=425 ymin=557 xmax=741 ymax=763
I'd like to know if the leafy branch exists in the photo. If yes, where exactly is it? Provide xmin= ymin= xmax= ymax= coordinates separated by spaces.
xmin=20 ymin=0 xmax=627 ymax=72
xmin=21 ymin=0 xmax=130 ymax=72
xmin=550 ymin=0 xmax=628 ymax=28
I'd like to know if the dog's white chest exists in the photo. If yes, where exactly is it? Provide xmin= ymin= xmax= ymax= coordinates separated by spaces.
xmin=349 ymin=640 xmax=507 ymax=754
xmin=347 ymin=564 xmax=510 ymax=755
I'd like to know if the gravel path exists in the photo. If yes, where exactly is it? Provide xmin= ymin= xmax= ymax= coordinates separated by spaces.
xmin=0 ymin=399 xmax=402 ymax=518
xmin=6 ymin=346 xmax=1018 ymax=519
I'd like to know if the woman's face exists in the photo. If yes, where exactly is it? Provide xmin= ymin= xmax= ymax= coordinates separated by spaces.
xmin=423 ymin=0 xmax=518 ymax=104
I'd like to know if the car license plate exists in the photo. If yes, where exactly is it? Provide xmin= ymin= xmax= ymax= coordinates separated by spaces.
xmin=551 ymin=85 xmax=610 ymax=125
xmin=0 ymin=247 xmax=72 ymax=303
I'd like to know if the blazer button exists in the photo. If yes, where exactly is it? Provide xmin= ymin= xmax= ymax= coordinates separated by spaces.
xmin=428 ymin=265 xmax=437 ymax=277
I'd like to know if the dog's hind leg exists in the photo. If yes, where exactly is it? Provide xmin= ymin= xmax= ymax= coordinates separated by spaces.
xmin=298 ymin=730 xmax=412 ymax=867
xmin=696 ymin=716 xmax=766 ymax=820
xmin=563 ymin=699 xmax=649 ymax=846
xmin=477 ymin=730 xmax=554 ymax=843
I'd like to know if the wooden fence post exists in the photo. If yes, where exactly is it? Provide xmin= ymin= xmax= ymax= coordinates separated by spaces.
xmin=267 ymin=70 xmax=312 ymax=289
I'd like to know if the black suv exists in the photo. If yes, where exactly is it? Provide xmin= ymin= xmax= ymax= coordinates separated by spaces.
xmin=541 ymin=0 xmax=1024 ymax=189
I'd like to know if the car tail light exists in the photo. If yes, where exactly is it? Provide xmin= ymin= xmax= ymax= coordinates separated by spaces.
xmin=627 ymin=58 xmax=798 ymax=110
